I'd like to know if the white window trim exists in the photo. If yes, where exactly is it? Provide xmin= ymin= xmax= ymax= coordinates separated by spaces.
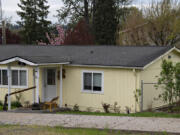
xmin=0 ymin=67 xmax=28 ymax=89
xmin=81 ymin=70 xmax=104 ymax=94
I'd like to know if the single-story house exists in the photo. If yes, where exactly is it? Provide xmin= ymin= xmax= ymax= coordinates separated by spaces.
xmin=0 ymin=45 xmax=179 ymax=113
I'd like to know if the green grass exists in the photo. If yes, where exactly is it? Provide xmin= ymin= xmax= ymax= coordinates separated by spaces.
xmin=0 ymin=106 xmax=3 ymax=111
xmin=0 ymin=125 xmax=171 ymax=135
xmin=57 ymin=111 xmax=180 ymax=118
xmin=0 ymin=105 xmax=18 ymax=111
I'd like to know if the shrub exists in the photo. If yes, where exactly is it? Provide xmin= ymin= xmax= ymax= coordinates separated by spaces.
xmin=86 ymin=107 xmax=93 ymax=112
xmin=11 ymin=101 xmax=22 ymax=108
xmin=15 ymin=93 xmax=22 ymax=102
xmin=73 ymin=104 xmax=79 ymax=112
xmin=155 ymin=60 xmax=180 ymax=107
xmin=112 ymin=102 xmax=121 ymax=113
xmin=24 ymin=101 xmax=30 ymax=108
xmin=0 ymin=100 xmax=3 ymax=106
xmin=125 ymin=106 xmax=131 ymax=114
xmin=102 ymin=103 xmax=110 ymax=113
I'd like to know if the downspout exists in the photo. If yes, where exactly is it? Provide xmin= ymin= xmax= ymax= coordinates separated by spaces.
xmin=133 ymin=69 xmax=137 ymax=112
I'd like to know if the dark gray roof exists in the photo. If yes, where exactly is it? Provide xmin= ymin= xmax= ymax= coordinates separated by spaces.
xmin=0 ymin=45 xmax=173 ymax=68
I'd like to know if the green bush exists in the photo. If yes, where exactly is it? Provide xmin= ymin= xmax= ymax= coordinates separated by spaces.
xmin=11 ymin=101 xmax=22 ymax=108
xmin=0 ymin=100 xmax=3 ymax=106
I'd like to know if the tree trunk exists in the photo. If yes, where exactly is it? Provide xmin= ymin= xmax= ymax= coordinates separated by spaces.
xmin=84 ymin=0 xmax=89 ymax=25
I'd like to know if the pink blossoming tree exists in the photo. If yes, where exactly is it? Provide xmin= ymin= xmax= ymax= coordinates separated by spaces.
xmin=38 ymin=25 xmax=65 ymax=45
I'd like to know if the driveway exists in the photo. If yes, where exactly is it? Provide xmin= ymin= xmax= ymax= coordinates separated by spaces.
xmin=0 ymin=112 xmax=180 ymax=133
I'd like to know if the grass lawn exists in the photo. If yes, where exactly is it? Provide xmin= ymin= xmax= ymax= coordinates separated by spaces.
xmin=0 ymin=106 xmax=2 ymax=111
xmin=0 ymin=106 xmax=17 ymax=111
xmin=0 ymin=125 xmax=171 ymax=135
xmin=57 ymin=111 xmax=180 ymax=118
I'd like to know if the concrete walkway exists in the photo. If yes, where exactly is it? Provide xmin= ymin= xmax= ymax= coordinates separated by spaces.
xmin=0 ymin=112 xmax=180 ymax=133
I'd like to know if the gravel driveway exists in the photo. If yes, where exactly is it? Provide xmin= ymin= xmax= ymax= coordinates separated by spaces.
xmin=0 ymin=112 xmax=180 ymax=133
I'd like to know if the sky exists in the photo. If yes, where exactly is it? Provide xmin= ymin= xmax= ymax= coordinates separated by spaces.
xmin=2 ymin=0 xmax=156 ymax=24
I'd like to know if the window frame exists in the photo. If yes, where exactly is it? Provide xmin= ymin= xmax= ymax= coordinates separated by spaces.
xmin=82 ymin=70 xmax=104 ymax=94
xmin=0 ymin=67 xmax=28 ymax=88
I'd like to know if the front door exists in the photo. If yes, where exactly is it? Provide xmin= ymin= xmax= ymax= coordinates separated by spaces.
xmin=44 ymin=68 xmax=57 ymax=101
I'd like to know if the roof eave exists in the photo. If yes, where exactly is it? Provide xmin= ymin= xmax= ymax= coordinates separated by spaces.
xmin=143 ymin=47 xmax=177 ymax=70
xmin=0 ymin=56 xmax=70 ymax=66
xmin=68 ymin=64 xmax=143 ymax=70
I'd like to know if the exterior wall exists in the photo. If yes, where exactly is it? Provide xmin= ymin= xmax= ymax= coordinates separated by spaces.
xmin=0 ymin=62 xmax=36 ymax=105
xmin=140 ymin=50 xmax=180 ymax=110
xmin=62 ymin=66 xmax=137 ymax=113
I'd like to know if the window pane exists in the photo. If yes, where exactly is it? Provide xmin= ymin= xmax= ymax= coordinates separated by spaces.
xmin=93 ymin=73 xmax=102 ymax=91
xmin=2 ymin=70 xmax=8 ymax=85
xmin=47 ymin=69 xmax=56 ymax=85
xmin=20 ymin=70 xmax=27 ymax=86
xmin=83 ymin=73 xmax=92 ymax=90
xmin=12 ymin=70 xmax=18 ymax=85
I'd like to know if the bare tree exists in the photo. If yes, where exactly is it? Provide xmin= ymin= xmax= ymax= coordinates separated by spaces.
xmin=118 ymin=0 xmax=180 ymax=46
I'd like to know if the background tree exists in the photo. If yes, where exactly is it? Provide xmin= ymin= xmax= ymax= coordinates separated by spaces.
xmin=57 ymin=0 xmax=131 ymax=45
xmin=64 ymin=19 xmax=94 ymax=45
xmin=94 ymin=0 xmax=118 ymax=45
xmin=39 ymin=19 xmax=94 ymax=45
xmin=57 ymin=0 xmax=94 ymax=28
xmin=0 ymin=28 xmax=21 ymax=44
xmin=118 ymin=7 xmax=148 ymax=45
xmin=17 ymin=0 xmax=51 ymax=44
xmin=38 ymin=25 xmax=65 ymax=45
xmin=36 ymin=0 xmax=51 ymax=42
xmin=118 ymin=0 xmax=180 ymax=46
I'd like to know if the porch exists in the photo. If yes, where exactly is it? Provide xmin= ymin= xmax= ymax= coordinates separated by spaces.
xmin=0 ymin=56 xmax=69 ymax=111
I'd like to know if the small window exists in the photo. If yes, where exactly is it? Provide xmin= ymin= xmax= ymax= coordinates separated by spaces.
xmin=20 ymin=70 xmax=27 ymax=86
xmin=82 ymin=71 xmax=103 ymax=93
xmin=83 ymin=73 xmax=92 ymax=90
xmin=93 ymin=73 xmax=102 ymax=91
xmin=0 ymin=69 xmax=8 ymax=85
xmin=47 ymin=69 xmax=56 ymax=85
xmin=12 ymin=70 xmax=18 ymax=85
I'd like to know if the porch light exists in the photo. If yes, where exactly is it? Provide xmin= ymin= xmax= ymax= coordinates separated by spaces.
xmin=58 ymin=69 xmax=66 ymax=80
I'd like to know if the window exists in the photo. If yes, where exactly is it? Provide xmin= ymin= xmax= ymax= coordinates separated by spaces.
xmin=12 ymin=70 xmax=18 ymax=85
xmin=0 ymin=69 xmax=8 ymax=85
xmin=0 ymin=68 xmax=28 ymax=87
xmin=82 ymin=71 xmax=103 ymax=93
xmin=11 ymin=69 xmax=27 ymax=86
xmin=47 ymin=69 xmax=56 ymax=85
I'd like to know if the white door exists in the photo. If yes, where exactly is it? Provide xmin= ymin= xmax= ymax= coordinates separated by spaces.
xmin=44 ymin=68 xmax=57 ymax=101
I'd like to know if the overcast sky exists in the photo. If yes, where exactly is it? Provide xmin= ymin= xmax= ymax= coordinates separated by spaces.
xmin=2 ymin=0 xmax=155 ymax=24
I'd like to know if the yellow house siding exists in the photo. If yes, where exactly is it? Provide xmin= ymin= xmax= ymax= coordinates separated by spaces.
xmin=140 ymin=50 xmax=180 ymax=110
xmin=0 ymin=63 xmax=35 ymax=105
xmin=62 ymin=66 xmax=137 ymax=113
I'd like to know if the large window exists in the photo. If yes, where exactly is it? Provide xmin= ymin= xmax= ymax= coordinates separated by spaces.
xmin=82 ymin=71 xmax=103 ymax=93
xmin=0 ymin=68 xmax=27 ymax=87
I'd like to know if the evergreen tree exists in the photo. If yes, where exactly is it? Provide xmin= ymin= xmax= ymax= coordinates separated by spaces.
xmin=37 ymin=0 xmax=51 ymax=42
xmin=17 ymin=0 xmax=51 ymax=44
xmin=94 ymin=0 xmax=118 ymax=45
